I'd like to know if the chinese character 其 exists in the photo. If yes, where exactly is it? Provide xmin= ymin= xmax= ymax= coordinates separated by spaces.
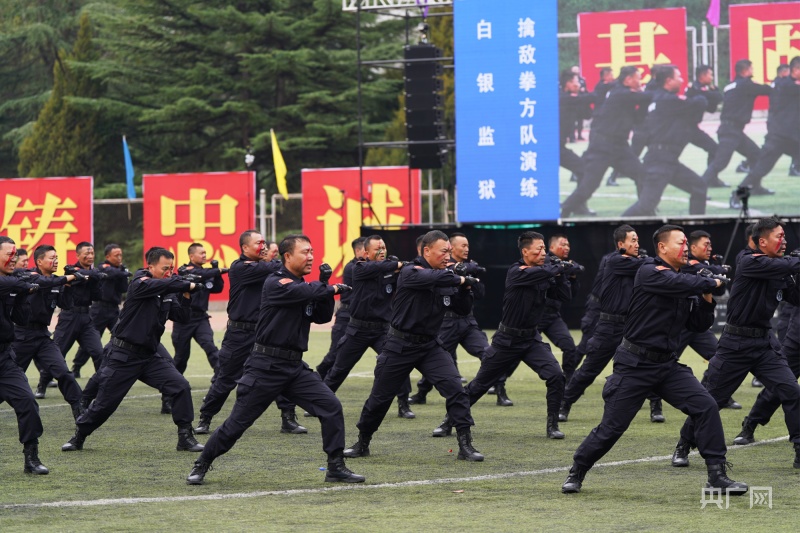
xmin=519 ymin=98 xmax=537 ymax=118
xmin=520 ymin=151 xmax=537 ymax=172
xmin=518 ymin=17 xmax=535 ymax=38
xmin=520 ymin=125 xmax=538 ymax=145
xmin=519 ymin=71 xmax=537 ymax=91
xmin=478 ymin=179 xmax=496 ymax=200
xmin=478 ymin=126 xmax=495 ymax=147
xmin=520 ymin=177 xmax=538 ymax=198
xmin=598 ymin=22 xmax=671 ymax=81
xmin=0 ymin=193 xmax=79 ymax=255
xmin=161 ymin=188 xmax=238 ymax=240
xmin=519 ymin=44 xmax=536 ymax=64
xmin=477 ymin=19 xmax=492 ymax=40
xmin=477 ymin=73 xmax=494 ymax=93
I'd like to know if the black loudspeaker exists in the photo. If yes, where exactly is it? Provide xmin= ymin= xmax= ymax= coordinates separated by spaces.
xmin=404 ymin=44 xmax=444 ymax=169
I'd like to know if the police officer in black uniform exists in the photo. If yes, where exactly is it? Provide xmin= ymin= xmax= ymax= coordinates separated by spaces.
xmin=672 ymin=217 xmax=800 ymax=469
xmin=323 ymin=234 xmax=414 ymax=418
xmin=686 ymin=65 xmax=724 ymax=182
xmin=562 ymin=225 xmax=747 ymax=495
xmin=12 ymin=245 xmax=86 ymax=420
xmin=344 ymin=230 xmax=483 ymax=462
xmin=171 ymin=242 xmax=226 ymax=377
xmin=61 ymin=247 xmax=204 ymax=453
xmin=701 ymin=59 xmax=771 ymax=189
xmin=560 ymin=70 xmax=595 ymax=186
xmin=195 ymin=230 xmax=301 ymax=435
xmin=622 ymin=65 xmax=709 ymax=216
xmin=574 ymin=250 xmax=616 ymax=368
xmin=71 ymin=243 xmax=130 ymax=378
xmin=0 ymin=236 xmax=48 ymax=475
xmin=561 ymin=66 xmax=650 ymax=217
xmin=186 ymin=234 xmax=364 ymax=485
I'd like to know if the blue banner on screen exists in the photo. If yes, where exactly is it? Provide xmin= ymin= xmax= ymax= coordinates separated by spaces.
xmin=454 ymin=0 xmax=559 ymax=222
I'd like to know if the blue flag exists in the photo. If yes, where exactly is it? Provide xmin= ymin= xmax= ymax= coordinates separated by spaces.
xmin=123 ymin=135 xmax=136 ymax=199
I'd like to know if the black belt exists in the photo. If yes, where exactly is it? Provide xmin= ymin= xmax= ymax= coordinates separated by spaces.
xmin=720 ymin=119 xmax=745 ymax=129
xmin=227 ymin=320 xmax=256 ymax=331
xmin=252 ymin=343 xmax=302 ymax=361
xmin=65 ymin=306 xmax=91 ymax=314
xmin=190 ymin=309 xmax=209 ymax=317
xmin=545 ymin=298 xmax=562 ymax=309
xmin=339 ymin=303 xmax=350 ymax=310
xmin=388 ymin=326 xmax=434 ymax=344
xmin=621 ymin=338 xmax=675 ymax=363
xmin=94 ymin=301 xmax=120 ymax=308
xmin=724 ymin=324 xmax=768 ymax=338
xmin=349 ymin=317 xmax=388 ymax=330
xmin=111 ymin=337 xmax=152 ymax=355
xmin=17 ymin=323 xmax=48 ymax=330
xmin=599 ymin=312 xmax=626 ymax=324
xmin=497 ymin=323 xmax=537 ymax=338
xmin=588 ymin=294 xmax=600 ymax=303
xmin=444 ymin=311 xmax=473 ymax=319
xmin=649 ymin=143 xmax=682 ymax=154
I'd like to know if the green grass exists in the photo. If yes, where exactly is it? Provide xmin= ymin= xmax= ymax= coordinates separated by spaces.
xmin=559 ymin=119 xmax=800 ymax=218
xmin=1 ymin=329 xmax=798 ymax=531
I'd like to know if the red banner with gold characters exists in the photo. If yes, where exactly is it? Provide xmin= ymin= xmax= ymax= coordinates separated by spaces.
xmin=0 ymin=176 xmax=93 ymax=266
xmin=143 ymin=171 xmax=255 ymax=300
xmin=578 ymin=7 xmax=688 ymax=92
xmin=301 ymin=166 xmax=421 ymax=284
xmin=730 ymin=2 xmax=800 ymax=110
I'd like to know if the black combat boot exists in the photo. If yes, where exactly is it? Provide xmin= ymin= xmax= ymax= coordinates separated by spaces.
xmin=34 ymin=380 xmax=47 ymax=399
xmin=495 ymin=384 xmax=513 ymax=407
xmin=343 ymin=432 xmax=372 ymax=458
xmin=706 ymin=462 xmax=748 ymax=495
xmin=456 ymin=427 xmax=484 ymax=462
xmin=397 ymin=397 xmax=416 ymax=419
xmin=61 ymin=428 xmax=86 ymax=451
xmin=793 ymin=443 xmax=800 ymax=469
xmin=177 ymin=424 xmax=204 ymax=452
xmin=71 ymin=364 xmax=82 ymax=379
xmin=432 ymin=414 xmax=453 ymax=437
xmin=186 ymin=458 xmax=213 ymax=485
xmin=561 ymin=464 xmax=587 ymax=493
xmin=547 ymin=413 xmax=565 ymax=439
xmin=409 ymin=390 xmax=427 ymax=405
xmin=280 ymin=408 xmax=308 ymax=434
xmin=558 ymin=400 xmax=571 ymax=422
xmin=71 ymin=403 xmax=85 ymax=421
xmin=23 ymin=440 xmax=49 ymax=475
xmin=80 ymin=396 xmax=91 ymax=411
xmin=672 ymin=438 xmax=690 ymax=467
xmin=733 ymin=417 xmax=757 ymax=445
xmin=722 ymin=397 xmax=742 ymax=409
xmin=650 ymin=399 xmax=665 ymax=423
xmin=195 ymin=416 xmax=212 ymax=435
xmin=325 ymin=450 xmax=366 ymax=483
xmin=161 ymin=395 xmax=172 ymax=414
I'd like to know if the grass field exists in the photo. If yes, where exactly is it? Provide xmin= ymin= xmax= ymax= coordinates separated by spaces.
xmin=1 ymin=329 xmax=798 ymax=532
xmin=559 ymin=118 xmax=800 ymax=219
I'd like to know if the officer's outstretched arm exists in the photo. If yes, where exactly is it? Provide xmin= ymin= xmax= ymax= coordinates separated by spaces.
xmin=641 ymin=266 xmax=717 ymax=298
xmin=269 ymin=277 xmax=333 ymax=306
xmin=168 ymin=292 xmax=192 ymax=324
xmin=400 ymin=267 xmax=461 ymax=289
xmin=686 ymin=296 xmax=716 ymax=333
xmin=127 ymin=277 xmax=192 ymax=299
xmin=739 ymin=254 xmax=800 ymax=279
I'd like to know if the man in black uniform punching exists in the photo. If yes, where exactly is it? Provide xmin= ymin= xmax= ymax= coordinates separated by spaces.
xmin=323 ymin=234 xmax=414 ymax=418
xmin=561 ymin=225 xmax=746 ymax=495
xmin=560 ymin=70 xmax=595 ymax=186
xmin=195 ymin=230 xmax=301 ymax=435
xmin=12 ymin=245 xmax=86 ymax=421
xmin=574 ymin=249 xmax=616 ymax=368
xmin=560 ymin=66 xmax=650 ymax=217
xmin=61 ymin=247 xmax=204 ymax=453
xmin=672 ymin=217 xmax=800 ymax=469
xmin=343 ymin=230 xmax=484 ymax=462
xmin=686 ymin=65 xmax=724 ymax=183
xmin=0 ymin=236 xmax=49 ymax=475
xmin=186 ymin=234 xmax=364 ymax=485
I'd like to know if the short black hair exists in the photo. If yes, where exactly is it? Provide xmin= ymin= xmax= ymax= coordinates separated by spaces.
xmin=745 ymin=223 xmax=756 ymax=244
xmin=549 ymin=233 xmax=568 ymax=247
xmin=655 ymin=64 xmax=677 ymax=87
xmin=104 ymin=243 xmax=121 ymax=256
xmin=560 ymin=69 xmax=578 ymax=88
xmin=239 ymin=229 xmax=261 ymax=252
xmin=364 ymin=235 xmax=383 ymax=250
xmin=415 ymin=234 xmax=425 ymax=254
xmin=735 ymin=59 xmax=752 ymax=76
xmin=146 ymin=247 xmax=174 ymax=265
xmin=34 ymin=245 xmax=56 ymax=263
xmin=17 ymin=248 xmax=28 ymax=256
xmin=76 ymin=241 xmax=93 ymax=253
xmin=599 ymin=67 xmax=613 ymax=78
xmin=752 ymin=216 xmax=783 ymax=245
xmin=187 ymin=242 xmax=204 ymax=255
xmin=653 ymin=224 xmax=684 ymax=250
xmin=352 ymin=237 xmax=366 ymax=253
xmin=695 ymin=64 xmax=712 ymax=79
xmin=421 ymin=230 xmax=448 ymax=252
xmin=613 ymin=225 xmax=635 ymax=247
xmin=518 ymin=231 xmax=544 ymax=252
xmin=0 ymin=236 xmax=15 ymax=247
xmin=278 ymin=234 xmax=311 ymax=263
xmin=617 ymin=65 xmax=639 ymax=84
xmin=688 ymin=230 xmax=711 ymax=247
xmin=790 ymin=56 xmax=800 ymax=70
xmin=449 ymin=232 xmax=467 ymax=243
xmin=777 ymin=63 xmax=790 ymax=75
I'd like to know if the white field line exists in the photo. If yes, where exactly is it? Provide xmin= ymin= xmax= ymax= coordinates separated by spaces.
xmin=0 ymin=436 xmax=788 ymax=510
xmin=0 ymin=389 xmax=210 ymax=412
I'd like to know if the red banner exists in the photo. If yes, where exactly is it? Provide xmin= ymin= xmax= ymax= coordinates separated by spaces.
xmin=0 ymin=177 xmax=93 ymax=265
xmin=143 ymin=171 xmax=255 ymax=300
xmin=730 ymin=2 xmax=800 ymax=110
xmin=301 ymin=166 xmax=421 ymax=284
xmin=578 ymin=8 xmax=688 ymax=92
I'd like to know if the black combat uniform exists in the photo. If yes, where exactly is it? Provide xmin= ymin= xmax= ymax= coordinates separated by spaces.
xmin=187 ymin=268 xmax=364 ymax=485
xmin=61 ymin=269 xmax=203 ymax=452
xmin=560 ymin=90 xmax=595 ymax=183
xmin=540 ymin=252 xmax=582 ymax=384
xmin=575 ymin=251 xmax=614 ymax=362
xmin=776 ymin=301 xmax=796 ymax=343
xmin=171 ymin=262 xmax=224 ymax=375
xmin=563 ymin=257 xmax=737 ymax=494
xmin=685 ymin=79 xmax=724 ymax=167
xmin=315 ymin=257 xmax=356 ymax=379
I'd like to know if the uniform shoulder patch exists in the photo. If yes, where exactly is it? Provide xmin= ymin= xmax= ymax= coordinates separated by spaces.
xmin=519 ymin=265 xmax=529 ymax=270
xmin=689 ymin=259 xmax=699 ymax=265
xmin=655 ymin=265 xmax=670 ymax=271
xmin=414 ymin=266 xmax=424 ymax=269
xmin=278 ymin=278 xmax=292 ymax=285
xmin=752 ymin=253 xmax=765 ymax=257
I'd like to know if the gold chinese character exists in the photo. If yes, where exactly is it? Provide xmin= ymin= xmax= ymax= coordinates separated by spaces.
xmin=747 ymin=17 xmax=800 ymax=84
xmin=597 ymin=22 xmax=672 ymax=82
xmin=161 ymin=188 xmax=238 ymax=240
xmin=0 ymin=193 xmax=79 ymax=254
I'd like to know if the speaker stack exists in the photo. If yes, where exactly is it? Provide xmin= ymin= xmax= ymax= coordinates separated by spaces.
xmin=404 ymin=44 xmax=445 ymax=169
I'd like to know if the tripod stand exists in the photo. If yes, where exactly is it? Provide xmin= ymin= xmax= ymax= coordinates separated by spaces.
xmin=722 ymin=186 xmax=751 ymax=263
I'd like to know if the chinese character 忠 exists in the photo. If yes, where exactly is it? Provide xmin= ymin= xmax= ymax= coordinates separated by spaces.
xmin=519 ymin=45 xmax=536 ymax=65
xmin=478 ymin=179 xmax=496 ymax=200
xmin=520 ymin=151 xmax=537 ymax=172
xmin=478 ymin=126 xmax=496 ymax=146
xmin=519 ymin=98 xmax=537 ymax=118
xmin=477 ymin=19 xmax=492 ymax=40
xmin=520 ymin=177 xmax=538 ymax=198
xmin=477 ymin=73 xmax=494 ymax=93
xmin=518 ymin=18 xmax=535 ymax=39
xmin=520 ymin=125 xmax=538 ymax=145
xmin=519 ymin=71 xmax=537 ymax=91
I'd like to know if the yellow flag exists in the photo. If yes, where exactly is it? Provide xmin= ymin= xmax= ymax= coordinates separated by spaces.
xmin=271 ymin=129 xmax=288 ymax=200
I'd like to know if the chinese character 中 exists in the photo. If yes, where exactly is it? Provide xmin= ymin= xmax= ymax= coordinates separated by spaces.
xmin=478 ymin=179 xmax=496 ymax=200
xmin=520 ymin=125 xmax=538 ymax=145
xmin=700 ymin=488 xmax=725 ymax=510
xmin=519 ymin=98 xmax=537 ymax=118
xmin=161 ymin=188 xmax=238 ymax=240
xmin=750 ymin=487 xmax=773 ymax=509
xmin=477 ymin=73 xmax=494 ymax=93
xmin=598 ymin=22 xmax=671 ymax=81
xmin=519 ymin=71 xmax=537 ymax=91
xmin=477 ymin=19 xmax=492 ymax=40
xmin=519 ymin=44 xmax=536 ymax=64
xmin=520 ymin=177 xmax=538 ymax=198
xmin=478 ymin=126 xmax=495 ymax=146
xmin=520 ymin=151 xmax=537 ymax=172
xmin=518 ymin=17 xmax=535 ymax=38
xmin=0 ymin=193 xmax=79 ymax=255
